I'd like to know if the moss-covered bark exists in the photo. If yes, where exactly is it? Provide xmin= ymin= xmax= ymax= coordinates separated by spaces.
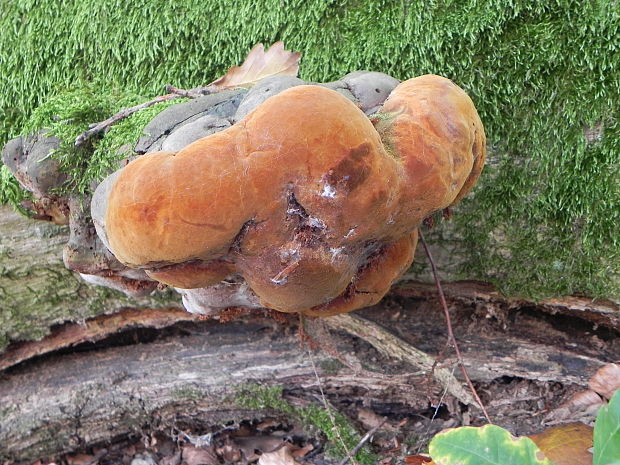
xmin=1 ymin=296 xmax=615 ymax=461
xmin=0 ymin=205 xmax=180 ymax=350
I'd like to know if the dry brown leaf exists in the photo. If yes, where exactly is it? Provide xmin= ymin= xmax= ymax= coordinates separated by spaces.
xmin=66 ymin=453 xmax=96 ymax=465
xmin=209 ymin=41 xmax=300 ymax=90
xmin=256 ymin=418 xmax=280 ymax=431
xmin=257 ymin=444 xmax=302 ymax=465
xmin=357 ymin=407 xmax=396 ymax=432
xmin=182 ymin=445 xmax=218 ymax=465
xmin=290 ymin=443 xmax=314 ymax=458
xmin=588 ymin=363 xmax=620 ymax=399
xmin=545 ymin=389 xmax=605 ymax=423
xmin=216 ymin=442 xmax=242 ymax=463
xmin=569 ymin=390 xmax=606 ymax=410
xmin=529 ymin=422 xmax=593 ymax=465
xmin=159 ymin=451 xmax=182 ymax=465
xmin=233 ymin=435 xmax=287 ymax=462
xmin=404 ymin=455 xmax=434 ymax=465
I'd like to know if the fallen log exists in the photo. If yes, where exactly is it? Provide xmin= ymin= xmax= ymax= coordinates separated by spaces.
xmin=1 ymin=293 xmax=617 ymax=461
xmin=393 ymin=279 xmax=620 ymax=330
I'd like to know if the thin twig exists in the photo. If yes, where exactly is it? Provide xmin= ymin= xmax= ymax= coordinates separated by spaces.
xmin=300 ymin=317 xmax=363 ymax=372
xmin=74 ymin=83 xmax=220 ymax=147
xmin=418 ymin=228 xmax=492 ymax=424
xmin=416 ymin=364 xmax=457 ymax=455
xmin=74 ymin=93 xmax=182 ymax=146
xmin=164 ymin=84 xmax=216 ymax=98
xmin=326 ymin=313 xmax=475 ymax=406
xmin=301 ymin=315 xmax=356 ymax=465
xmin=336 ymin=417 xmax=387 ymax=465
xmin=424 ymin=339 xmax=451 ymax=403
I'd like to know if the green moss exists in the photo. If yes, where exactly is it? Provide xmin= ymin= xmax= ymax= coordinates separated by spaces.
xmin=89 ymin=97 xmax=188 ymax=187
xmin=235 ymin=385 xmax=292 ymax=412
xmin=0 ymin=220 xmax=181 ymax=351
xmin=0 ymin=165 xmax=30 ymax=214
xmin=0 ymin=0 xmax=618 ymax=298
xmin=235 ymin=384 xmax=375 ymax=463
xmin=15 ymin=86 xmax=187 ymax=196
xmin=14 ymin=86 xmax=132 ymax=195
xmin=0 ymin=261 xmax=181 ymax=351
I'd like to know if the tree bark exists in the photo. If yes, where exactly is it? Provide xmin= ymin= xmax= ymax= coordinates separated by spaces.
xmin=0 ymin=205 xmax=179 ymax=351
xmin=0 ymin=314 xmax=422 ymax=461
xmin=392 ymin=280 xmax=620 ymax=330
xmin=1 ymin=300 xmax=616 ymax=461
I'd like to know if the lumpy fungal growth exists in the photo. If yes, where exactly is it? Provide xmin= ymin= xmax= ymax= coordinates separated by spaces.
xmin=94 ymin=74 xmax=486 ymax=316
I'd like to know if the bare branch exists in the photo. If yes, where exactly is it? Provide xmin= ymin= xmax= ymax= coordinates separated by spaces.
xmin=74 ymin=83 xmax=222 ymax=147
xmin=74 ymin=92 xmax=183 ymax=146
xmin=326 ymin=313 xmax=475 ymax=406
xmin=164 ymin=84 xmax=216 ymax=99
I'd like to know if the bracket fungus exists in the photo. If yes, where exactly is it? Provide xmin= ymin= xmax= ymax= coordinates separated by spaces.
xmin=93 ymin=74 xmax=486 ymax=316
xmin=2 ymin=131 xmax=69 ymax=224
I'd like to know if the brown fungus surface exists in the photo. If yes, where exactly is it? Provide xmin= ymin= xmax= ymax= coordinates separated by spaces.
xmin=97 ymin=74 xmax=486 ymax=315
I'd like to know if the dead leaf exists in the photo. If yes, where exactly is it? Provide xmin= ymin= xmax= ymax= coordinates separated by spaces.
xmin=291 ymin=443 xmax=314 ymax=458
xmin=589 ymin=363 xmax=620 ymax=399
xmin=130 ymin=452 xmax=157 ymax=465
xmin=216 ymin=443 xmax=242 ymax=463
xmin=404 ymin=455 xmax=434 ymax=464
xmin=152 ymin=435 xmax=176 ymax=457
xmin=233 ymin=435 xmax=287 ymax=461
xmin=256 ymin=418 xmax=283 ymax=431
xmin=545 ymin=389 xmax=604 ymax=423
xmin=66 ymin=454 xmax=96 ymax=465
xmin=182 ymin=445 xmax=218 ymax=465
xmin=544 ymin=365 xmax=620 ymax=425
xmin=258 ymin=444 xmax=302 ymax=465
xmin=357 ymin=407 xmax=395 ymax=432
xmin=159 ymin=451 xmax=182 ymax=465
xmin=529 ymin=422 xmax=593 ymax=465
xmin=208 ymin=42 xmax=300 ymax=90
xmin=569 ymin=390 xmax=606 ymax=410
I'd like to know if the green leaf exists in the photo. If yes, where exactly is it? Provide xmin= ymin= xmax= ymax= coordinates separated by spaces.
xmin=429 ymin=424 xmax=554 ymax=465
xmin=594 ymin=388 xmax=620 ymax=465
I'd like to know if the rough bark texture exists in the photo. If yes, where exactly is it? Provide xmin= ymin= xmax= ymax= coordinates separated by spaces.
xmin=0 ymin=318 xmax=300 ymax=459
xmin=0 ymin=307 xmax=195 ymax=371
xmin=0 ymin=205 xmax=180 ymax=351
xmin=0 ymin=315 xmax=423 ymax=461
xmin=392 ymin=280 xmax=620 ymax=330
xmin=1 ymin=299 xmax=618 ymax=461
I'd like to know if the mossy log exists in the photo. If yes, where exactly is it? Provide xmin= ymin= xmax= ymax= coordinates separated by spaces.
xmin=3 ymin=199 xmax=617 ymax=353
xmin=1 ymin=307 xmax=616 ymax=462
xmin=3 ymin=0 xmax=619 ymax=300
xmin=0 ymin=205 xmax=179 ymax=351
